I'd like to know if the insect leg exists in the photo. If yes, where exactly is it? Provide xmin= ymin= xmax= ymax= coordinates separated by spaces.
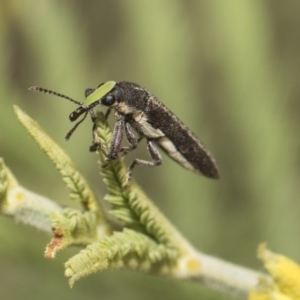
xmin=104 ymin=108 xmax=111 ymax=119
xmin=127 ymin=139 xmax=162 ymax=184
xmin=119 ymin=122 xmax=142 ymax=157
xmin=89 ymin=110 xmax=106 ymax=152
xmin=106 ymin=114 xmax=125 ymax=160
xmin=90 ymin=109 xmax=125 ymax=155
xmin=92 ymin=114 xmax=125 ymax=164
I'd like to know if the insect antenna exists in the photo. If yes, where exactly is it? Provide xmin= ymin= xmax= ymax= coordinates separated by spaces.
xmin=65 ymin=111 xmax=89 ymax=141
xmin=28 ymin=86 xmax=83 ymax=106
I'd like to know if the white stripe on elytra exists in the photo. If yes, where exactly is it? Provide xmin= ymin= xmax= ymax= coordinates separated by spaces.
xmin=132 ymin=111 xmax=164 ymax=138
xmin=157 ymin=137 xmax=196 ymax=172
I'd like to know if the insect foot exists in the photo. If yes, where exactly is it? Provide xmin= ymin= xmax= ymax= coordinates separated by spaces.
xmin=125 ymin=170 xmax=133 ymax=188
xmin=89 ymin=143 xmax=98 ymax=152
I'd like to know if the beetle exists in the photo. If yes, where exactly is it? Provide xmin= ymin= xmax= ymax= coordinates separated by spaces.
xmin=29 ymin=81 xmax=220 ymax=182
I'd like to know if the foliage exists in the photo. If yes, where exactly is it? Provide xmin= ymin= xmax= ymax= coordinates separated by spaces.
xmin=1 ymin=1 xmax=300 ymax=300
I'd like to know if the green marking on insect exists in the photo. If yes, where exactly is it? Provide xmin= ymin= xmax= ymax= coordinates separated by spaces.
xmin=84 ymin=81 xmax=116 ymax=106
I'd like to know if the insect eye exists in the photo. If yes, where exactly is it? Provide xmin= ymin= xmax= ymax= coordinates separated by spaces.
xmin=102 ymin=94 xmax=115 ymax=106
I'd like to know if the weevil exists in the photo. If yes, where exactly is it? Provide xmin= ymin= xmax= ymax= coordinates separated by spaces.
xmin=29 ymin=81 xmax=220 ymax=182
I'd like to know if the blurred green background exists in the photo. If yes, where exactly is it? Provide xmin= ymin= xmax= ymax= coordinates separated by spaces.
xmin=1 ymin=1 xmax=300 ymax=299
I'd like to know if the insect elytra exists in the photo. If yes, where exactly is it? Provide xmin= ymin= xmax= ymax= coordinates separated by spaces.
xmin=29 ymin=81 xmax=220 ymax=181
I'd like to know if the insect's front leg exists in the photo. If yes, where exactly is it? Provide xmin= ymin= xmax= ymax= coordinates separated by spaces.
xmin=89 ymin=111 xmax=106 ymax=153
xmin=127 ymin=139 xmax=162 ymax=185
xmin=106 ymin=112 xmax=125 ymax=161
xmin=104 ymin=108 xmax=111 ymax=119
xmin=92 ymin=111 xmax=125 ymax=166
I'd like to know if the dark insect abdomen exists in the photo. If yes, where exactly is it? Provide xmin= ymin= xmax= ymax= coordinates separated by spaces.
xmin=145 ymin=96 xmax=220 ymax=179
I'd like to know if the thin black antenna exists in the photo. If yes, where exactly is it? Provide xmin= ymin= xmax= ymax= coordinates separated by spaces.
xmin=28 ymin=86 xmax=83 ymax=106
xmin=65 ymin=111 xmax=89 ymax=141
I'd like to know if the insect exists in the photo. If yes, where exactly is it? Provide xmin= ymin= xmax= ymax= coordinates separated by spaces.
xmin=29 ymin=81 xmax=220 ymax=182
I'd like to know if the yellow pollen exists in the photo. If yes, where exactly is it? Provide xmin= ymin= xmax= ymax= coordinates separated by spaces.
xmin=186 ymin=258 xmax=201 ymax=273
xmin=15 ymin=191 xmax=25 ymax=202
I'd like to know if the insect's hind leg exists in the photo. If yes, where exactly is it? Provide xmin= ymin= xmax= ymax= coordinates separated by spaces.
xmin=127 ymin=139 xmax=162 ymax=185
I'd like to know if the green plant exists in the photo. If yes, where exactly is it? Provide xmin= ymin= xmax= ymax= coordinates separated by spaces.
xmin=2 ymin=106 xmax=299 ymax=300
